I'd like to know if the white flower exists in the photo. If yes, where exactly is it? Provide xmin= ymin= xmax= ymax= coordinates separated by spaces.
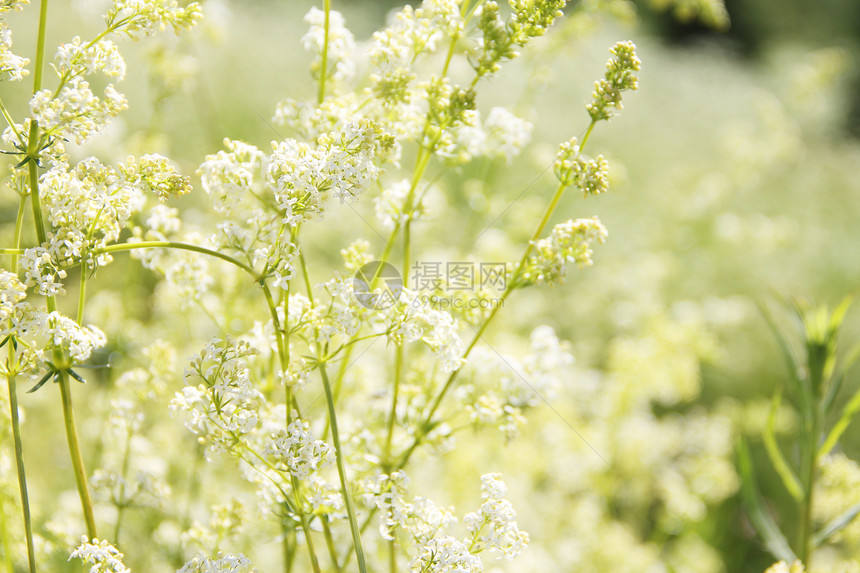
xmin=0 ymin=21 xmax=29 ymax=81
xmin=410 ymin=536 xmax=482 ymax=573
xmin=178 ymin=553 xmax=255 ymax=573
xmin=484 ymin=107 xmax=533 ymax=163
xmin=69 ymin=537 xmax=130 ymax=573
xmin=56 ymin=36 xmax=126 ymax=79
xmin=302 ymin=7 xmax=356 ymax=86
xmin=264 ymin=415 xmax=334 ymax=479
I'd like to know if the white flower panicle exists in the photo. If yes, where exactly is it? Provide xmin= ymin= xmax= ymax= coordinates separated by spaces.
xmin=411 ymin=536 xmax=483 ymax=573
xmin=375 ymin=178 xmax=426 ymax=230
xmin=554 ymin=137 xmax=610 ymax=195
xmin=0 ymin=19 xmax=29 ymax=81
xmin=107 ymin=0 xmax=203 ymax=39
xmin=0 ymin=269 xmax=26 ymax=323
xmin=587 ymin=40 xmax=641 ymax=122
xmin=464 ymin=473 xmax=529 ymax=560
xmin=389 ymin=290 xmax=466 ymax=373
xmin=178 ymin=553 xmax=255 ymax=573
xmin=171 ymin=338 xmax=262 ymax=455
xmin=198 ymin=139 xmax=266 ymax=215
xmin=474 ymin=0 xmax=566 ymax=78
xmin=69 ymin=537 xmax=130 ymax=573
xmin=484 ymin=107 xmax=533 ymax=163
xmin=263 ymin=415 xmax=334 ymax=479
xmin=30 ymin=77 xmax=128 ymax=144
xmin=56 ymin=36 xmax=126 ymax=80
xmin=122 ymin=153 xmax=192 ymax=201
xmin=302 ymin=7 xmax=356 ymax=87
xmin=369 ymin=1 xmax=464 ymax=104
xmin=266 ymin=119 xmax=392 ymax=222
xmin=45 ymin=311 xmax=106 ymax=364
xmin=523 ymin=217 xmax=608 ymax=285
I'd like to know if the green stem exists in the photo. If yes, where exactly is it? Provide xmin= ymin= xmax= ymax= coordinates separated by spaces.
xmin=798 ymin=408 xmax=820 ymax=567
xmin=59 ymin=370 xmax=97 ymax=538
xmin=317 ymin=0 xmax=331 ymax=104
xmin=6 ymin=374 xmax=37 ymax=573
xmin=0 ymin=95 xmax=23 ymax=143
xmin=32 ymin=0 xmax=49 ymax=94
xmin=317 ymin=358 xmax=367 ymax=573
xmin=321 ymin=517 xmax=342 ymax=572
xmin=96 ymin=241 xmax=257 ymax=277
xmin=6 ymin=194 xmax=36 ymax=573
xmin=291 ymin=476 xmax=322 ymax=573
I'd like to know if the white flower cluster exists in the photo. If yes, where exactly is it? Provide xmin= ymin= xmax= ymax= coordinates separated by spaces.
xmin=389 ymin=290 xmax=466 ymax=373
xmin=107 ymin=0 xmax=203 ymax=39
xmin=302 ymin=7 xmax=356 ymax=87
xmin=56 ymin=36 xmax=126 ymax=80
xmin=474 ymin=0 xmax=566 ymax=78
xmin=178 ymin=553 xmax=255 ymax=573
xmin=45 ymin=311 xmax=106 ymax=364
xmin=267 ymin=120 xmax=388 ymax=220
xmin=412 ymin=536 xmax=482 ymax=573
xmin=122 ymin=153 xmax=192 ymax=201
xmin=369 ymin=1 xmax=464 ymax=104
xmin=198 ymin=139 xmax=266 ymax=216
xmin=30 ymin=78 xmax=127 ymax=144
xmin=0 ymin=3 xmax=29 ymax=82
xmin=365 ymin=472 xmax=528 ymax=571
xmin=171 ymin=338 xmax=262 ymax=456
xmin=587 ymin=40 xmax=641 ymax=122
xmin=263 ymin=415 xmax=333 ymax=479
xmin=461 ymin=326 xmax=573 ymax=439
xmin=69 ymin=537 xmax=130 ymax=573
xmin=464 ymin=473 xmax=529 ymax=560
xmin=374 ymin=178 xmax=426 ymax=230
xmin=522 ymin=216 xmax=608 ymax=285
xmin=553 ymin=137 xmax=610 ymax=195
xmin=0 ymin=269 xmax=26 ymax=324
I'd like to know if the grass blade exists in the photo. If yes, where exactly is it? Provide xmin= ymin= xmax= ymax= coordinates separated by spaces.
xmin=737 ymin=437 xmax=798 ymax=562
xmin=763 ymin=391 xmax=804 ymax=501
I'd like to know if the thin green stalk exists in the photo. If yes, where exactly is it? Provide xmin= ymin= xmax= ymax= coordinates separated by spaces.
xmin=321 ymin=517 xmax=342 ymax=572
xmin=28 ymin=132 xmax=98 ymax=538
xmin=6 ymin=192 xmax=36 ymax=573
xmin=291 ymin=476 xmax=322 ymax=573
xmin=96 ymin=241 xmax=257 ymax=277
xmin=6 ymin=373 xmax=36 ymax=573
xmin=59 ymin=370 xmax=97 ymax=537
xmin=0 ymin=95 xmax=23 ymax=143
xmin=112 ymin=425 xmax=133 ymax=545
xmin=317 ymin=0 xmax=331 ymax=104
xmin=388 ymin=537 xmax=397 ymax=573
xmin=798 ymin=410 xmax=820 ymax=567
xmin=32 ymin=0 xmax=49 ymax=94
xmin=317 ymin=359 xmax=367 ymax=573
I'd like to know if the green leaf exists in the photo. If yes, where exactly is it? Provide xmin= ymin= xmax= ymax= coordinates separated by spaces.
xmin=758 ymin=299 xmax=810 ymax=416
xmin=763 ymin=391 xmax=804 ymax=502
xmin=737 ymin=437 xmax=798 ymax=562
xmin=27 ymin=371 xmax=54 ymax=393
xmin=67 ymin=369 xmax=86 ymax=384
xmin=820 ymin=383 xmax=860 ymax=458
xmin=823 ymin=340 xmax=860 ymax=415
xmin=813 ymin=501 xmax=860 ymax=548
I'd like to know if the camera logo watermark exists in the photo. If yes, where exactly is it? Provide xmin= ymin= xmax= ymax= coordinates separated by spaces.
xmin=353 ymin=261 xmax=403 ymax=310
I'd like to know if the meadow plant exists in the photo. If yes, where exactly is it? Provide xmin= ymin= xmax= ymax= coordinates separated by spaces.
xmin=5 ymin=0 xmax=814 ymax=571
